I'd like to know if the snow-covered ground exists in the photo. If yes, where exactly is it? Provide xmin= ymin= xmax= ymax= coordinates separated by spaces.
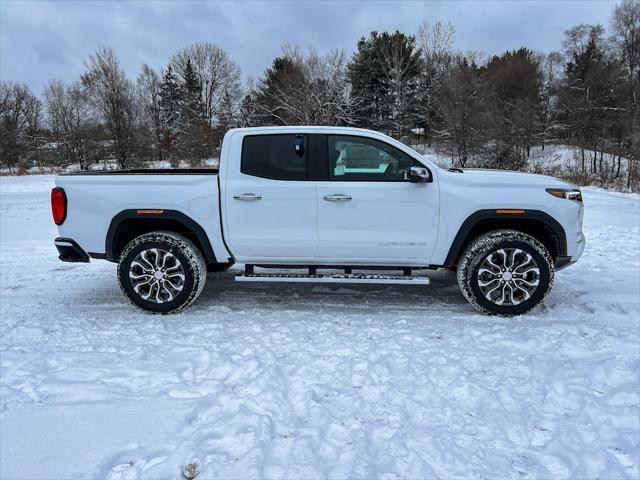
xmin=1 ymin=175 xmax=639 ymax=480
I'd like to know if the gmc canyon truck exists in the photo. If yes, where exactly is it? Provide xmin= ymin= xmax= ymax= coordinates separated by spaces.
xmin=51 ymin=126 xmax=585 ymax=316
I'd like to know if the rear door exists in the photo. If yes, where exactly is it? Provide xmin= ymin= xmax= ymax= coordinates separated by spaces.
xmin=315 ymin=134 xmax=439 ymax=264
xmin=224 ymin=133 xmax=318 ymax=261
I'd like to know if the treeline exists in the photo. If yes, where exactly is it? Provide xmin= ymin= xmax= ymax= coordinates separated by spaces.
xmin=1 ymin=0 xmax=638 ymax=189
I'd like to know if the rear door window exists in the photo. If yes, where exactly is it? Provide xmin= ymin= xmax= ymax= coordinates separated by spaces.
xmin=241 ymin=134 xmax=308 ymax=181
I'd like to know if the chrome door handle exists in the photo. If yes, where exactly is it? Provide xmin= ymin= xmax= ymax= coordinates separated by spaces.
xmin=323 ymin=194 xmax=352 ymax=202
xmin=233 ymin=193 xmax=262 ymax=201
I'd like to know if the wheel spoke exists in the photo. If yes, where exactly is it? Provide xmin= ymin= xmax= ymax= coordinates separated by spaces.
xmin=131 ymin=261 xmax=153 ymax=274
xmin=140 ymin=251 xmax=155 ymax=270
xmin=515 ymin=267 xmax=540 ymax=276
xmin=513 ymin=253 xmax=533 ymax=272
xmin=494 ymin=283 xmax=508 ymax=305
xmin=478 ymin=277 xmax=500 ymax=288
xmin=161 ymin=280 xmax=175 ymax=301
xmin=496 ymin=249 xmax=508 ymax=269
xmin=512 ymin=281 xmax=532 ymax=301
xmin=506 ymin=283 xmax=520 ymax=305
xmin=479 ymin=267 xmax=499 ymax=276
xmin=133 ymin=278 xmax=152 ymax=293
xmin=514 ymin=277 xmax=539 ymax=288
xmin=160 ymin=251 xmax=175 ymax=270
xmin=484 ymin=281 xmax=503 ymax=301
xmin=166 ymin=272 xmax=185 ymax=281
xmin=129 ymin=272 xmax=152 ymax=281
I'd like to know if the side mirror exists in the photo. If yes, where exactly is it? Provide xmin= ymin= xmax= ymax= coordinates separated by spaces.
xmin=409 ymin=166 xmax=432 ymax=183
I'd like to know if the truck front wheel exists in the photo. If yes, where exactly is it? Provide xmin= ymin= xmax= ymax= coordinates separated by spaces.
xmin=456 ymin=230 xmax=554 ymax=316
xmin=117 ymin=231 xmax=207 ymax=314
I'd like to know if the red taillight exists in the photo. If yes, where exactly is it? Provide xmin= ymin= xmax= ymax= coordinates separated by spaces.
xmin=51 ymin=187 xmax=67 ymax=225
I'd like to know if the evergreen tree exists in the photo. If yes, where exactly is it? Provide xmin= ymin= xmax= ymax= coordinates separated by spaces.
xmin=348 ymin=31 xmax=421 ymax=136
xmin=179 ymin=58 xmax=208 ymax=165
xmin=378 ymin=31 xmax=422 ymax=137
xmin=180 ymin=58 xmax=205 ymax=122
xmin=159 ymin=65 xmax=181 ymax=163
xmin=348 ymin=32 xmax=391 ymax=130
xmin=482 ymin=48 xmax=543 ymax=168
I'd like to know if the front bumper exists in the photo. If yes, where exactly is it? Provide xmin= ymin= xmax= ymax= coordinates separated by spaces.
xmin=55 ymin=237 xmax=90 ymax=263
xmin=556 ymin=232 xmax=585 ymax=271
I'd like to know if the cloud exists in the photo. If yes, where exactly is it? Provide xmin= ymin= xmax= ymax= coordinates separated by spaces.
xmin=0 ymin=0 xmax=616 ymax=96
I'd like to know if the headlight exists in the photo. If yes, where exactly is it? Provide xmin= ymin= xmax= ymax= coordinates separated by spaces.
xmin=546 ymin=188 xmax=582 ymax=202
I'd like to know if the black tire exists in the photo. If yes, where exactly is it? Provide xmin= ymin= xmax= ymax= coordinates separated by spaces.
xmin=117 ymin=231 xmax=207 ymax=314
xmin=456 ymin=229 xmax=554 ymax=316
xmin=207 ymin=261 xmax=234 ymax=272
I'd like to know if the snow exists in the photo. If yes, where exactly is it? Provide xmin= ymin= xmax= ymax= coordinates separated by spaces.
xmin=1 ymin=175 xmax=639 ymax=479
xmin=412 ymin=144 xmax=633 ymax=187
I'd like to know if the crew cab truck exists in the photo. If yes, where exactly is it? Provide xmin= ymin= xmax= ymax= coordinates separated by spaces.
xmin=51 ymin=126 xmax=585 ymax=316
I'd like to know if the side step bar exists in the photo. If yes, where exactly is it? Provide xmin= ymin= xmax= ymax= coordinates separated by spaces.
xmin=235 ymin=272 xmax=430 ymax=285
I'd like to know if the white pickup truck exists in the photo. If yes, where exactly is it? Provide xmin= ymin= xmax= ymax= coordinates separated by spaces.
xmin=51 ymin=126 xmax=585 ymax=316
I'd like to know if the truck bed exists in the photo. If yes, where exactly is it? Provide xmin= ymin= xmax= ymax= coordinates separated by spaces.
xmin=54 ymin=171 xmax=230 ymax=263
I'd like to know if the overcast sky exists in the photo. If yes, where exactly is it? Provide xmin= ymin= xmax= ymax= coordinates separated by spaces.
xmin=1 ymin=0 xmax=616 ymax=96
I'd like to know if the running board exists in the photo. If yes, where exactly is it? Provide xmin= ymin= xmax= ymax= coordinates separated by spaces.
xmin=235 ymin=272 xmax=430 ymax=285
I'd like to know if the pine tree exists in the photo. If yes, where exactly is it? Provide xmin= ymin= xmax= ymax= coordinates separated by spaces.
xmin=218 ymin=87 xmax=237 ymax=132
xmin=159 ymin=65 xmax=181 ymax=163
xmin=348 ymin=32 xmax=390 ymax=130
xmin=181 ymin=58 xmax=205 ymax=121
xmin=348 ymin=31 xmax=421 ymax=136
xmin=180 ymin=58 xmax=207 ymax=165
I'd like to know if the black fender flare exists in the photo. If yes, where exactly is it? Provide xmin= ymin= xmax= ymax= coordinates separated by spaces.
xmin=443 ymin=209 xmax=567 ymax=268
xmin=105 ymin=209 xmax=217 ymax=264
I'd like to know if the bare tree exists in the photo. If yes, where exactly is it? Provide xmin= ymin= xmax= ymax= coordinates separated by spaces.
xmin=538 ymin=51 xmax=564 ymax=150
xmin=44 ymin=80 xmax=91 ymax=169
xmin=417 ymin=21 xmax=456 ymax=74
xmin=0 ymin=81 xmax=42 ymax=172
xmin=247 ymin=46 xmax=358 ymax=127
xmin=170 ymin=42 xmax=242 ymax=130
xmin=81 ymin=47 xmax=137 ymax=169
xmin=379 ymin=31 xmax=422 ymax=137
xmin=610 ymin=0 xmax=640 ymax=187
xmin=434 ymin=56 xmax=487 ymax=167
xmin=416 ymin=21 xmax=456 ymax=142
xmin=611 ymin=0 xmax=640 ymax=88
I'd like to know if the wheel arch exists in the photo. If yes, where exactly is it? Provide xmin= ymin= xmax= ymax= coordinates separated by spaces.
xmin=444 ymin=209 xmax=567 ymax=268
xmin=105 ymin=209 xmax=217 ymax=265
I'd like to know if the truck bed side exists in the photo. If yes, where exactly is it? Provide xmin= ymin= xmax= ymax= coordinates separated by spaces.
xmin=54 ymin=173 xmax=231 ymax=263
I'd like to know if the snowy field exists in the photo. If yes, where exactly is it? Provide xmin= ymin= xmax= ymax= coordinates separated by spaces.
xmin=1 ymin=175 xmax=639 ymax=480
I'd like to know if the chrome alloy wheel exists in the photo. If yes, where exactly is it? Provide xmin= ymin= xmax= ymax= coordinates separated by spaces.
xmin=477 ymin=248 xmax=540 ymax=306
xmin=128 ymin=248 xmax=185 ymax=303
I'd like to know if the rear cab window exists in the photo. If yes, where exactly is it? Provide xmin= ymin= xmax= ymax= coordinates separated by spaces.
xmin=241 ymin=134 xmax=309 ymax=181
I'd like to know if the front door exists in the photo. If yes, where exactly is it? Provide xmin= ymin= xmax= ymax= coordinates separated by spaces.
xmin=315 ymin=134 xmax=438 ymax=265
xmin=224 ymin=133 xmax=318 ymax=261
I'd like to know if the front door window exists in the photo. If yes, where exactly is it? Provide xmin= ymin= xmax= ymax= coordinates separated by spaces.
xmin=328 ymin=135 xmax=415 ymax=182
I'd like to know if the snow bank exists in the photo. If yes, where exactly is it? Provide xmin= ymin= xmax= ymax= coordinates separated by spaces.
xmin=0 ymin=176 xmax=638 ymax=479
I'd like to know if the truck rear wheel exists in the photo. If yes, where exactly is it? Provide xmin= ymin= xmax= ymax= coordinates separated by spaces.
xmin=117 ymin=231 xmax=207 ymax=314
xmin=456 ymin=229 xmax=554 ymax=316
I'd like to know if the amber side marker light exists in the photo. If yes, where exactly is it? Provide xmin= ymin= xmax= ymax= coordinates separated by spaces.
xmin=137 ymin=209 xmax=164 ymax=215
xmin=496 ymin=209 xmax=526 ymax=214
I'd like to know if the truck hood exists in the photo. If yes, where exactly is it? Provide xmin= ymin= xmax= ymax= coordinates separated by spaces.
xmin=441 ymin=168 xmax=576 ymax=189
